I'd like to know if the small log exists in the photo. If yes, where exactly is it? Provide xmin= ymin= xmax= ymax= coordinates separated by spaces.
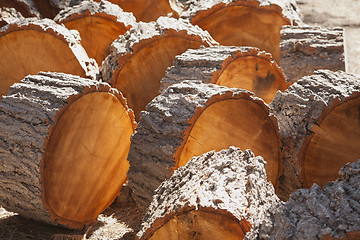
xmin=127 ymin=80 xmax=282 ymax=209
xmin=101 ymin=17 xmax=217 ymax=120
xmin=280 ymin=26 xmax=345 ymax=83
xmin=0 ymin=7 xmax=25 ymax=28
xmin=161 ymin=46 xmax=289 ymax=103
xmin=91 ymin=0 xmax=182 ymax=22
xmin=180 ymin=0 xmax=303 ymax=62
xmin=137 ymin=148 xmax=281 ymax=240
xmin=0 ymin=0 xmax=40 ymax=18
xmin=0 ymin=72 xmax=136 ymax=228
xmin=258 ymin=160 xmax=360 ymax=239
xmin=54 ymin=0 xmax=136 ymax=66
xmin=270 ymin=70 xmax=360 ymax=199
xmin=0 ymin=18 xmax=98 ymax=97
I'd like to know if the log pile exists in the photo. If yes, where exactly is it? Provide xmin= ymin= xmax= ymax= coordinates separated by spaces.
xmin=0 ymin=0 xmax=358 ymax=239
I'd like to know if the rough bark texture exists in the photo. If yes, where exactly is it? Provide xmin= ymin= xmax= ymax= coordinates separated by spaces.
xmin=0 ymin=72 xmax=132 ymax=228
xmin=0 ymin=18 xmax=99 ymax=80
xmin=127 ymin=80 xmax=280 ymax=209
xmin=101 ymin=16 xmax=217 ymax=84
xmin=270 ymin=70 xmax=360 ymax=199
xmin=137 ymin=148 xmax=281 ymax=240
xmin=180 ymin=0 xmax=304 ymax=26
xmin=280 ymin=26 xmax=345 ymax=83
xmin=0 ymin=0 xmax=40 ymax=18
xmin=258 ymin=160 xmax=360 ymax=240
xmin=0 ymin=7 xmax=24 ymax=28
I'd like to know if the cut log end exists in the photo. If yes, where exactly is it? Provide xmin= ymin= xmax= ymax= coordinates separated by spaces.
xmin=0 ymin=72 xmax=135 ymax=229
xmin=42 ymin=91 xmax=135 ymax=227
xmin=301 ymin=93 xmax=360 ymax=187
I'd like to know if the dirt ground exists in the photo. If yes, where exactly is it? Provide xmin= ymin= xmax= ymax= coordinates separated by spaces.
xmin=1 ymin=1 xmax=359 ymax=239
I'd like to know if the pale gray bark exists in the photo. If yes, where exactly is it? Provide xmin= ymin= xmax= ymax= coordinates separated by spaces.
xmin=259 ymin=160 xmax=360 ymax=240
xmin=270 ymin=70 xmax=360 ymax=199
xmin=0 ymin=72 xmax=104 ymax=226
xmin=280 ymin=26 xmax=345 ymax=83
xmin=137 ymin=147 xmax=281 ymax=240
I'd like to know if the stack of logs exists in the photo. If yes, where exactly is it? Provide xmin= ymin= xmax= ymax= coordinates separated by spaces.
xmin=0 ymin=0 xmax=359 ymax=239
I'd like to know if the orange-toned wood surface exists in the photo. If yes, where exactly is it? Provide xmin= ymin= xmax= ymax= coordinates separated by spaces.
xmin=114 ymin=36 xmax=204 ymax=120
xmin=62 ymin=15 xmax=129 ymax=65
xmin=191 ymin=3 xmax=289 ymax=62
xmin=213 ymin=53 xmax=289 ymax=103
xmin=0 ymin=29 xmax=85 ymax=96
xmin=148 ymin=210 xmax=249 ymax=240
xmin=43 ymin=92 xmax=134 ymax=226
xmin=302 ymin=96 xmax=360 ymax=187
xmin=177 ymin=99 xmax=281 ymax=186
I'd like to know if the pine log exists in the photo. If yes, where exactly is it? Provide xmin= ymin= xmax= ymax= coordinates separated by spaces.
xmin=258 ymin=160 xmax=360 ymax=240
xmin=54 ymin=0 xmax=136 ymax=66
xmin=0 ymin=7 xmax=25 ymax=28
xmin=280 ymin=26 xmax=345 ymax=83
xmin=0 ymin=72 xmax=136 ymax=228
xmin=161 ymin=46 xmax=289 ymax=103
xmin=127 ymin=80 xmax=282 ymax=209
xmin=90 ymin=0 xmax=182 ymax=22
xmin=179 ymin=0 xmax=303 ymax=62
xmin=0 ymin=0 xmax=40 ymax=18
xmin=101 ymin=17 xmax=217 ymax=120
xmin=0 ymin=18 xmax=98 ymax=97
xmin=137 ymin=147 xmax=280 ymax=240
xmin=270 ymin=70 xmax=360 ymax=199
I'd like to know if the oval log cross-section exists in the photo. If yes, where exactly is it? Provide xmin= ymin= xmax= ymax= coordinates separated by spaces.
xmin=270 ymin=70 xmax=360 ymax=199
xmin=94 ymin=0 xmax=182 ymax=22
xmin=0 ymin=19 xmax=98 ymax=97
xmin=162 ymin=46 xmax=289 ymax=103
xmin=55 ymin=0 xmax=136 ymax=66
xmin=0 ymin=72 xmax=136 ymax=229
xmin=127 ymin=81 xmax=282 ymax=209
xmin=180 ymin=0 xmax=303 ymax=62
xmin=137 ymin=148 xmax=280 ymax=240
xmin=101 ymin=17 xmax=217 ymax=120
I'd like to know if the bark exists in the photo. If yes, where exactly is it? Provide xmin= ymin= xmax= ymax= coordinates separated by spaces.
xmin=161 ymin=45 xmax=288 ymax=103
xmin=127 ymin=80 xmax=281 ymax=209
xmin=137 ymin=148 xmax=281 ymax=240
xmin=0 ymin=7 xmax=24 ymax=28
xmin=0 ymin=72 xmax=135 ymax=228
xmin=270 ymin=70 xmax=360 ymax=199
xmin=259 ymin=160 xmax=360 ymax=240
xmin=54 ymin=0 xmax=136 ymax=65
xmin=280 ymin=26 xmax=345 ymax=83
